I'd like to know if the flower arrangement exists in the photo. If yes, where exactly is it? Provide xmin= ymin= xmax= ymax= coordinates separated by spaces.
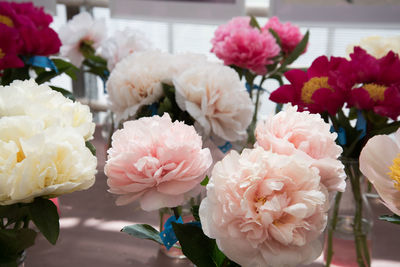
xmin=0 ymin=1 xmax=77 ymax=91
xmin=0 ymin=80 xmax=97 ymax=265
xmin=106 ymin=107 xmax=344 ymax=267
xmin=105 ymin=50 xmax=254 ymax=147
xmin=270 ymin=45 xmax=400 ymax=266
xmin=211 ymin=16 xmax=308 ymax=144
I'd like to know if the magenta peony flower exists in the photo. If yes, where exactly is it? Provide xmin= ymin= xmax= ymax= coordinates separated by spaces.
xmin=255 ymin=106 xmax=345 ymax=193
xmin=199 ymin=147 xmax=328 ymax=267
xmin=104 ymin=114 xmax=213 ymax=211
xmin=0 ymin=24 xmax=23 ymax=70
xmin=262 ymin=16 xmax=304 ymax=55
xmin=0 ymin=1 xmax=61 ymax=57
xmin=270 ymin=55 xmax=351 ymax=115
xmin=347 ymin=47 xmax=400 ymax=120
xmin=211 ymin=16 xmax=280 ymax=75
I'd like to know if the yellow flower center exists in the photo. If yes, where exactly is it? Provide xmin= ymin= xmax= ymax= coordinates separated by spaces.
xmin=363 ymin=83 xmax=387 ymax=102
xmin=0 ymin=48 xmax=5 ymax=59
xmin=301 ymin=77 xmax=331 ymax=104
xmin=389 ymin=154 xmax=400 ymax=191
xmin=0 ymin=15 xmax=14 ymax=27
xmin=16 ymin=149 xmax=25 ymax=163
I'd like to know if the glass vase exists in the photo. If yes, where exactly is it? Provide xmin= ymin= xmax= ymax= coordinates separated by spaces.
xmin=324 ymin=158 xmax=373 ymax=267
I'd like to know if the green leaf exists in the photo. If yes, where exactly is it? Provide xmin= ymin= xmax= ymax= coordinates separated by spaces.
xmin=379 ymin=214 xmax=400 ymax=225
xmin=121 ymin=224 xmax=163 ymax=245
xmin=49 ymin=86 xmax=75 ymax=101
xmin=85 ymin=141 xmax=96 ymax=156
xmin=249 ymin=16 xmax=261 ymax=30
xmin=268 ymin=28 xmax=282 ymax=48
xmin=370 ymin=121 xmax=400 ymax=136
xmin=52 ymin=58 xmax=79 ymax=80
xmin=229 ymin=65 xmax=244 ymax=80
xmin=27 ymin=198 xmax=59 ymax=245
xmin=0 ymin=228 xmax=37 ymax=264
xmin=172 ymin=223 xmax=218 ymax=267
xmin=200 ymin=176 xmax=209 ymax=186
xmin=191 ymin=205 xmax=200 ymax=222
xmin=280 ymin=30 xmax=309 ymax=69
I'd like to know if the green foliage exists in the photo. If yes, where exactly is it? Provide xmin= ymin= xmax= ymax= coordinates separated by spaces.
xmin=379 ymin=214 xmax=400 ymax=225
xmin=191 ymin=205 xmax=200 ymax=222
xmin=85 ymin=141 xmax=96 ymax=156
xmin=50 ymin=86 xmax=75 ymax=101
xmin=268 ymin=28 xmax=282 ymax=48
xmin=27 ymin=198 xmax=59 ymax=245
xmin=0 ymin=229 xmax=37 ymax=265
xmin=200 ymin=176 xmax=209 ymax=186
xmin=121 ymin=224 xmax=163 ymax=245
xmin=249 ymin=16 xmax=261 ymax=30
xmin=279 ymin=30 xmax=309 ymax=71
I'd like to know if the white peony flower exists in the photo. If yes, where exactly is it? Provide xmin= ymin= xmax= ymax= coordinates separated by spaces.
xmin=106 ymin=50 xmax=173 ymax=125
xmin=59 ymin=12 xmax=106 ymax=67
xmin=0 ymin=80 xmax=97 ymax=205
xmin=346 ymin=35 xmax=400 ymax=59
xmin=173 ymin=63 xmax=253 ymax=141
xmin=99 ymin=27 xmax=152 ymax=71
xmin=0 ymin=79 xmax=95 ymax=140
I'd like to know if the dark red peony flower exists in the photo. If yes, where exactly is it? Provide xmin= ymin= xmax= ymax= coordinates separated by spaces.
xmin=347 ymin=47 xmax=400 ymax=120
xmin=270 ymin=56 xmax=351 ymax=115
xmin=0 ymin=24 xmax=24 ymax=70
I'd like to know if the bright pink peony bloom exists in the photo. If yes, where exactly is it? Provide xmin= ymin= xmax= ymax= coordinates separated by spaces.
xmin=211 ymin=16 xmax=280 ymax=75
xmin=0 ymin=24 xmax=23 ymax=70
xmin=262 ymin=16 xmax=304 ymax=54
xmin=270 ymin=55 xmax=351 ymax=115
xmin=9 ymin=2 xmax=52 ymax=28
xmin=347 ymin=47 xmax=400 ymax=120
xmin=255 ymin=106 xmax=345 ymax=193
xmin=104 ymin=114 xmax=213 ymax=211
xmin=199 ymin=147 xmax=328 ymax=267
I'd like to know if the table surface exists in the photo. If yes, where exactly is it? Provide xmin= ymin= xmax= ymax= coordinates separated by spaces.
xmin=27 ymin=126 xmax=400 ymax=267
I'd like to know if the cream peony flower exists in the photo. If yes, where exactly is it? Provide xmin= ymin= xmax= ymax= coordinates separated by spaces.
xmin=0 ymin=79 xmax=95 ymax=140
xmin=199 ymin=147 xmax=328 ymax=267
xmin=346 ymin=35 xmax=400 ymax=59
xmin=106 ymin=50 xmax=173 ymax=125
xmin=255 ymin=106 xmax=345 ymax=193
xmin=0 ymin=80 xmax=97 ymax=205
xmin=173 ymin=63 xmax=253 ymax=142
xmin=104 ymin=114 xmax=212 ymax=211
xmin=99 ymin=27 xmax=152 ymax=71
xmin=360 ymin=129 xmax=400 ymax=215
xmin=59 ymin=12 xmax=106 ymax=67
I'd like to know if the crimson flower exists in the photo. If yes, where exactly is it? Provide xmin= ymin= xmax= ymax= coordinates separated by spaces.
xmin=347 ymin=47 xmax=400 ymax=120
xmin=0 ymin=24 xmax=23 ymax=70
xmin=270 ymin=56 xmax=351 ymax=115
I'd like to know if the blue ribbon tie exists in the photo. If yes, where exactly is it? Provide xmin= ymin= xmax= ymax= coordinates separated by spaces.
xmin=355 ymin=111 xmax=367 ymax=140
xmin=25 ymin=56 xmax=58 ymax=72
xmin=218 ymin=141 xmax=232 ymax=154
xmin=159 ymin=216 xmax=183 ymax=250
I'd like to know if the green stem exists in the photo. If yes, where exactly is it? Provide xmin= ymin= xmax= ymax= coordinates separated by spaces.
xmin=0 ymin=218 xmax=4 ymax=229
xmin=247 ymin=76 xmax=266 ymax=145
xmin=23 ymin=216 xmax=30 ymax=229
xmin=325 ymin=191 xmax=343 ymax=267
xmin=172 ymin=207 xmax=180 ymax=219
xmin=348 ymin=164 xmax=370 ymax=267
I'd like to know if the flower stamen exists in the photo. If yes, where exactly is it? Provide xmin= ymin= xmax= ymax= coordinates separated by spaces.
xmin=363 ymin=83 xmax=387 ymax=102
xmin=388 ymin=154 xmax=400 ymax=191
xmin=0 ymin=15 xmax=14 ymax=27
xmin=0 ymin=48 xmax=5 ymax=59
xmin=301 ymin=77 xmax=331 ymax=104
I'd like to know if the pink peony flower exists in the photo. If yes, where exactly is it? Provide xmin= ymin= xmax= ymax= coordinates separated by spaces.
xmin=270 ymin=56 xmax=351 ymax=115
xmin=211 ymin=16 xmax=280 ymax=75
xmin=0 ymin=24 xmax=24 ymax=70
xmin=255 ymin=106 xmax=345 ymax=193
xmin=347 ymin=47 xmax=400 ymax=120
xmin=360 ymin=128 xmax=400 ymax=216
xmin=104 ymin=114 xmax=212 ymax=211
xmin=262 ymin=16 xmax=304 ymax=55
xmin=199 ymin=147 xmax=328 ymax=267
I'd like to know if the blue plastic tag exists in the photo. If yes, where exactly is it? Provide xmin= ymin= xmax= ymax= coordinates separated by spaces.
xmin=159 ymin=216 xmax=183 ymax=250
xmin=355 ymin=111 xmax=367 ymax=140
xmin=148 ymin=103 xmax=158 ymax=116
xmin=25 ymin=56 xmax=58 ymax=72
xmin=330 ymin=126 xmax=347 ymax=146
xmin=245 ymin=82 xmax=265 ymax=93
xmin=218 ymin=141 xmax=232 ymax=154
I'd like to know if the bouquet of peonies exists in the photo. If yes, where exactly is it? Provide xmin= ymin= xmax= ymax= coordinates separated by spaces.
xmin=104 ymin=107 xmax=345 ymax=267
xmin=211 ymin=16 xmax=308 ymax=144
xmin=0 ymin=1 xmax=77 ymax=92
xmin=270 ymin=45 xmax=400 ymax=266
xmin=59 ymin=11 xmax=152 ymax=84
xmin=0 ymin=80 xmax=97 ymax=265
